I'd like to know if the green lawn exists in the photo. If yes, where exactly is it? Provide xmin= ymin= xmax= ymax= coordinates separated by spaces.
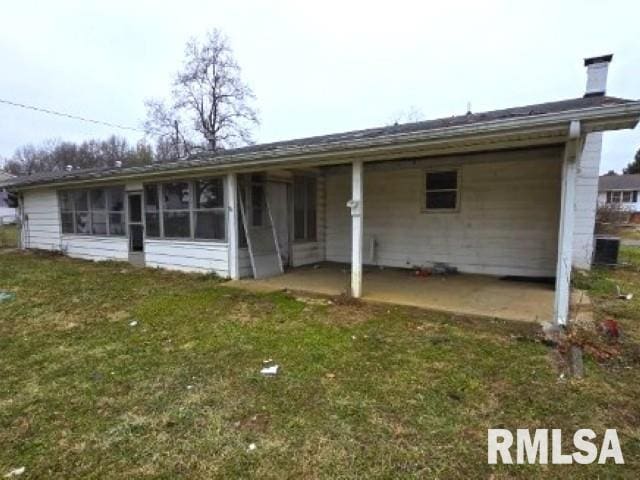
xmin=0 ymin=224 xmax=18 ymax=248
xmin=0 ymin=251 xmax=639 ymax=478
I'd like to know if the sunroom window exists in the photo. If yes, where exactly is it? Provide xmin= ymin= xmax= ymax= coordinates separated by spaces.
xmin=59 ymin=186 xmax=125 ymax=236
xmin=144 ymin=178 xmax=226 ymax=241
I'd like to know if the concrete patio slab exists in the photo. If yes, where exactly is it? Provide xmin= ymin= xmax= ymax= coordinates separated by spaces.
xmin=227 ymin=263 xmax=555 ymax=323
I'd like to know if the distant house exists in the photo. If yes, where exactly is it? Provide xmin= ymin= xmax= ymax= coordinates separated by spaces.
xmin=598 ymin=174 xmax=640 ymax=212
xmin=0 ymin=172 xmax=16 ymax=221
xmin=2 ymin=54 xmax=640 ymax=326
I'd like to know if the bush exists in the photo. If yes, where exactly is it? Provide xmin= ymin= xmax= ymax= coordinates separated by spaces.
xmin=596 ymin=204 xmax=631 ymax=233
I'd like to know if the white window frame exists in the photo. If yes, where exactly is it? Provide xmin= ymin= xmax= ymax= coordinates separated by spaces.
xmin=606 ymin=190 xmax=638 ymax=204
xmin=58 ymin=186 xmax=126 ymax=237
xmin=143 ymin=177 xmax=227 ymax=242
xmin=422 ymin=168 xmax=461 ymax=213
xmin=293 ymin=175 xmax=317 ymax=243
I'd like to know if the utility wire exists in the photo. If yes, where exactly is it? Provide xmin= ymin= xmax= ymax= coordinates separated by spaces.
xmin=0 ymin=97 xmax=146 ymax=133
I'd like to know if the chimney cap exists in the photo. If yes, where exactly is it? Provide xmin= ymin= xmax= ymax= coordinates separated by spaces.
xmin=584 ymin=54 xmax=613 ymax=67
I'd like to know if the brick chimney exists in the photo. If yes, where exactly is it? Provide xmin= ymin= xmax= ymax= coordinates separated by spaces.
xmin=584 ymin=54 xmax=613 ymax=97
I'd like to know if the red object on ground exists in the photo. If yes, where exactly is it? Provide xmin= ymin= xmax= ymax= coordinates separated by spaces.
xmin=600 ymin=318 xmax=620 ymax=339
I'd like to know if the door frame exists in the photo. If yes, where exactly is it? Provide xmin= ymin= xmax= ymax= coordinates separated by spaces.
xmin=126 ymin=191 xmax=145 ymax=266
xmin=266 ymin=179 xmax=292 ymax=268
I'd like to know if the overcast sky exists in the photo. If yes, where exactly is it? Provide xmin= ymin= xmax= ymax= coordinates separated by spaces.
xmin=0 ymin=0 xmax=638 ymax=173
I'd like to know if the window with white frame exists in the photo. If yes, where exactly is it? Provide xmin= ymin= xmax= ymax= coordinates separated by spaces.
xmin=144 ymin=178 xmax=226 ymax=240
xmin=606 ymin=190 xmax=638 ymax=204
xmin=162 ymin=182 xmax=191 ymax=238
xmin=424 ymin=170 xmax=459 ymax=211
xmin=293 ymin=176 xmax=317 ymax=241
xmin=59 ymin=187 xmax=125 ymax=236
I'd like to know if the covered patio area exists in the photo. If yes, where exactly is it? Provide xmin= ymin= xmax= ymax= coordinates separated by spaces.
xmin=228 ymin=263 xmax=555 ymax=323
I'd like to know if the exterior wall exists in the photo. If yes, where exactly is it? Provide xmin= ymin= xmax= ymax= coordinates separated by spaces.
xmin=291 ymin=242 xmax=323 ymax=267
xmin=144 ymin=239 xmax=229 ymax=276
xmin=238 ymin=248 xmax=253 ymax=278
xmin=21 ymin=189 xmax=61 ymax=251
xmin=21 ymin=186 xmax=231 ymax=276
xmin=572 ymin=133 xmax=602 ymax=269
xmin=0 ymin=207 xmax=16 ymax=219
xmin=60 ymin=236 xmax=129 ymax=262
xmin=290 ymin=174 xmax=326 ymax=267
xmin=325 ymin=150 xmax=562 ymax=277
xmin=0 ymin=189 xmax=15 ymax=219
xmin=596 ymin=190 xmax=640 ymax=212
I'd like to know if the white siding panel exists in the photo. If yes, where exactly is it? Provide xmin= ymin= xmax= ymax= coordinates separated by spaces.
xmin=22 ymin=189 xmax=61 ymax=251
xmin=572 ymin=133 xmax=601 ymax=269
xmin=61 ymin=236 xmax=129 ymax=262
xmin=291 ymin=242 xmax=322 ymax=267
xmin=325 ymin=151 xmax=562 ymax=277
xmin=145 ymin=239 xmax=229 ymax=276
xmin=0 ymin=207 xmax=16 ymax=218
xmin=290 ymin=175 xmax=326 ymax=267
xmin=238 ymin=248 xmax=252 ymax=278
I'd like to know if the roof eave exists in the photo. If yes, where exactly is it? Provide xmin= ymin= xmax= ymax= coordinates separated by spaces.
xmin=5 ymin=101 xmax=640 ymax=191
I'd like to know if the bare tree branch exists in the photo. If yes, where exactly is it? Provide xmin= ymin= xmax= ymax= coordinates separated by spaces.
xmin=146 ymin=29 xmax=259 ymax=155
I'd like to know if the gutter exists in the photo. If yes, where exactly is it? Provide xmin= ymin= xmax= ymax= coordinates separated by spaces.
xmin=4 ymin=101 xmax=640 ymax=191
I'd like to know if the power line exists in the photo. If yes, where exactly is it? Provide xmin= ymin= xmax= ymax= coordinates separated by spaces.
xmin=0 ymin=97 xmax=146 ymax=133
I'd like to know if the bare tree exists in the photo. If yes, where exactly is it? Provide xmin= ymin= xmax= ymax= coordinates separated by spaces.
xmin=2 ymin=136 xmax=153 ymax=175
xmin=143 ymin=99 xmax=191 ymax=161
xmin=145 ymin=29 xmax=259 ymax=156
xmin=388 ymin=106 xmax=425 ymax=126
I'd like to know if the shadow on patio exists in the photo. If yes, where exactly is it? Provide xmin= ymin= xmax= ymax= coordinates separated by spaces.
xmin=227 ymin=262 xmax=555 ymax=323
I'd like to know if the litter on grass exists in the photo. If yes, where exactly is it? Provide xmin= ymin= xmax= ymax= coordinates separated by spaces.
xmin=260 ymin=359 xmax=279 ymax=376
xmin=248 ymin=443 xmax=257 ymax=451
xmin=3 ymin=467 xmax=25 ymax=478
xmin=260 ymin=365 xmax=279 ymax=376
xmin=616 ymin=285 xmax=633 ymax=300
xmin=129 ymin=320 xmax=138 ymax=327
xmin=0 ymin=291 xmax=16 ymax=303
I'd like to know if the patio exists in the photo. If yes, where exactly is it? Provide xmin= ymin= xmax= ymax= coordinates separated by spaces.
xmin=227 ymin=263 xmax=555 ymax=323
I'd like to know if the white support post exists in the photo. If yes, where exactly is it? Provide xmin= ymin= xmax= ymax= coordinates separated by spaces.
xmin=226 ymin=173 xmax=240 ymax=280
xmin=554 ymin=121 xmax=581 ymax=326
xmin=349 ymin=160 xmax=364 ymax=298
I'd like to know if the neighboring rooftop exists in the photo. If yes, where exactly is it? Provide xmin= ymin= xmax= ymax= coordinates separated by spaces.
xmin=2 ymin=94 xmax=639 ymax=190
xmin=599 ymin=173 xmax=640 ymax=191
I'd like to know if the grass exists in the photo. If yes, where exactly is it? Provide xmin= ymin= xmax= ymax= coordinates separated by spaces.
xmin=0 ymin=251 xmax=639 ymax=478
xmin=0 ymin=224 xmax=18 ymax=248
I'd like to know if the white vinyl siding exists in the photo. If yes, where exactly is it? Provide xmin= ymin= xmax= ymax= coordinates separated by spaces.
xmin=238 ymin=248 xmax=253 ymax=278
xmin=21 ymin=189 xmax=61 ymax=251
xmin=144 ymin=240 xmax=229 ymax=276
xmin=290 ymin=174 xmax=326 ymax=268
xmin=325 ymin=150 xmax=562 ymax=277
xmin=572 ymin=132 xmax=602 ymax=269
xmin=61 ymin=236 xmax=129 ymax=262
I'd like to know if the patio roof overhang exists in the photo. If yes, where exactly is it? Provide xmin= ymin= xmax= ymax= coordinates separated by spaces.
xmin=3 ymin=100 xmax=640 ymax=191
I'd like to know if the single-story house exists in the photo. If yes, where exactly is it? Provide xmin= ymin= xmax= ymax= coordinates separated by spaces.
xmin=2 ymin=54 xmax=640 ymax=325
xmin=0 ymin=172 xmax=17 ymax=221
xmin=598 ymin=173 xmax=640 ymax=212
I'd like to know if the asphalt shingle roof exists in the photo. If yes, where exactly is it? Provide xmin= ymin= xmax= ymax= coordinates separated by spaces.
xmin=1 ymin=94 xmax=637 ymax=189
xmin=599 ymin=174 xmax=640 ymax=191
